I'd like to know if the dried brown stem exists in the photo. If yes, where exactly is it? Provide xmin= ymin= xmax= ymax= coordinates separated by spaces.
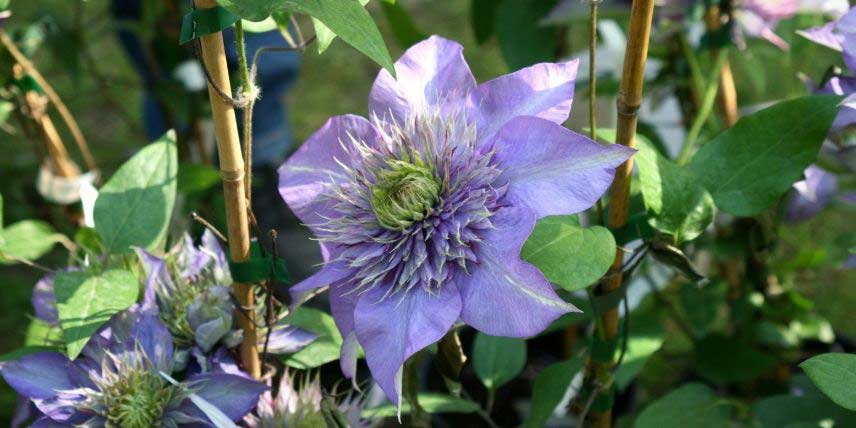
xmin=194 ymin=0 xmax=259 ymax=379
xmin=704 ymin=5 xmax=738 ymax=127
xmin=591 ymin=1 xmax=656 ymax=427
xmin=0 ymin=29 xmax=97 ymax=173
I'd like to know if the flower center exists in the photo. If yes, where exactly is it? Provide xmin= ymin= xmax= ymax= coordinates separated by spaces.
xmin=370 ymin=159 xmax=441 ymax=231
xmin=102 ymin=368 xmax=175 ymax=428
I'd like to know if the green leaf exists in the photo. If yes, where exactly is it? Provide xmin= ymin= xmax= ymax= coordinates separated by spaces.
xmin=218 ymin=0 xmax=394 ymax=75
xmin=282 ymin=307 xmax=343 ymax=369
xmin=495 ymin=0 xmax=558 ymax=71
xmin=694 ymin=334 xmax=777 ymax=383
xmin=472 ymin=332 xmax=526 ymax=390
xmin=521 ymin=215 xmax=616 ymax=292
xmin=614 ymin=301 xmax=665 ymax=390
xmin=680 ymin=281 xmax=727 ymax=339
xmin=54 ymin=270 xmax=139 ymax=359
xmin=634 ymin=383 xmax=732 ymax=428
xmin=0 ymin=220 xmax=62 ymax=264
xmin=362 ymin=393 xmax=479 ymax=418
xmin=470 ymin=0 xmax=500 ymax=44
xmin=311 ymin=0 xmax=369 ymax=54
xmin=94 ymin=131 xmax=177 ymax=254
xmin=688 ymin=95 xmax=841 ymax=216
xmin=800 ymin=353 xmax=856 ymax=411
xmin=523 ymin=355 xmax=586 ymax=428
xmin=636 ymin=138 xmax=714 ymax=242
xmin=177 ymin=162 xmax=222 ymax=194
xmin=380 ymin=0 xmax=426 ymax=49
xmin=753 ymin=375 xmax=856 ymax=428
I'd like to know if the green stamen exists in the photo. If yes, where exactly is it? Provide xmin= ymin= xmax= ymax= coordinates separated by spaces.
xmin=371 ymin=159 xmax=441 ymax=231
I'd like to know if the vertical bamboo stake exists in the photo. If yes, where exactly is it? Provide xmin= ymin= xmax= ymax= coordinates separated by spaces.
xmin=593 ymin=1 xmax=656 ymax=427
xmin=704 ymin=5 xmax=738 ymax=127
xmin=194 ymin=0 xmax=260 ymax=379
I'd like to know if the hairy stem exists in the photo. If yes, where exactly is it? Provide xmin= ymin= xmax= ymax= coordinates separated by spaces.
xmin=235 ymin=20 xmax=255 ymax=210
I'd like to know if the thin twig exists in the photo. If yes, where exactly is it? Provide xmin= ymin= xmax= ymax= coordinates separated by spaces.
xmin=191 ymin=211 xmax=228 ymax=242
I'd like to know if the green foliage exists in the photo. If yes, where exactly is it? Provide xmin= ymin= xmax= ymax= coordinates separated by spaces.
xmin=634 ymin=383 xmax=732 ymax=428
xmin=636 ymin=138 xmax=714 ymax=242
xmin=614 ymin=301 xmax=665 ymax=390
xmin=94 ymin=131 xmax=178 ymax=254
xmin=523 ymin=355 xmax=585 ymax=428
xmin=362 ymin=393 xmax=479 ymax=418
xmin=521 ymin=215 xmax=615 ymax=292
xmin=752 ymin=375 xmax=856 ymax=428
xmin=472 ymin=332 xmax=526 ymax=390
xmin=688 ymin=95 xmax=841 ymax=216
xmin=680 ymin=281 xmax=727 ymax=339
xmin=54 ymin=269 xmax=139 ymax=359
xmin=800 ymin=353 xmax=856 ymax=411
xmin=495 ymin=0 xmax=558 ymax=70
xmin=470 ymin=0 xmax=500 ymax=44
xmin=217 ymin=0 xmax=394 ymax=74
xmin=0 ymin=220 xmax=62 ymax=264
xmin=379 ymin=0 xmax=426 ymax=49
xmin=694 ymin=334 xmax=777 ymax=383
xmin=177 ymin=162 xmax=222 ymax=194
xmin=282 ymin=306 xmax=344 ymax=369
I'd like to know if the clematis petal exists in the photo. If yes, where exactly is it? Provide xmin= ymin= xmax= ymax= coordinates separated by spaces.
xmin=289 ymin=259 xmax=353 ymax=301
xmin=353 ymin=284 xmax=462 ymax=404
xmin=262 ymin=325 xmax=317 ymax=354
xmin=330 ymin=283 xmax=359 ymax=379
xmin=182 ymin=372 xmax=267 ymax=421
xmin=31 ymin=273 xmax=58 ymax=325
xmin=493 ymin=116 xmax=634 ymax=218
xmin=369 ymin=35 xmax=476 ymax=124
xmin=0 ymin=352 xmax=82 ymax=399
xmin=278 ymin=115 xmax=381 ymax=235
xmin=786 ymin=165 xmax=840 ymax=223
xmin=134 ymin=248 xmax=169 ymax=311
xmin=458 ymin=205 xmax=579 ymax=337
xmin=474 ymin=59 xmax=579 ymax=144
xmin=798 ymin=22 xmax=843 ymax=51
xmin=29 ymin=417 xmax=74 ymax=428
xmin=122 ymin=309 xmax=174 ymax=372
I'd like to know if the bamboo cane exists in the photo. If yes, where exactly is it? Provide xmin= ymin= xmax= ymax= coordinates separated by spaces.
xmin=194 ymin=0 xmax=260 ymax=379
xmin=592 ymin=1 xmax=656 ymax=427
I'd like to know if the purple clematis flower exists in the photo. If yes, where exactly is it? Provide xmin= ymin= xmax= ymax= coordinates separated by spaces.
xmin=0 ymin=309 xmax=266 ymax=427
xmin=136 ymin=230 xmax=316 ymax=371
xmin=734 ymin=0 xmax=800 ymax=50
xmin=799 ymin=6 xmax=856 ymax=132
xmin=277 ymin=36 xmax=633 ymax=404
xmin=785 ymin=165 xmax=840 ymax=222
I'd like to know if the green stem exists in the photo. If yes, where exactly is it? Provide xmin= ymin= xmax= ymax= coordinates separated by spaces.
xmin=404 ymin=355 xmax=430 ymax=428
xmin=234 ymin=20 xmax=255 ymax=207
xmin=676 ymin=49 xmax=729 ymax=165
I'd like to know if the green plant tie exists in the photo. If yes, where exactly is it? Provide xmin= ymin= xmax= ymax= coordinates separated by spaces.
xmin=179 ymin=6 xmax=239 ymax=45
xmin=227 ymin=240 xmax=291 ymax=284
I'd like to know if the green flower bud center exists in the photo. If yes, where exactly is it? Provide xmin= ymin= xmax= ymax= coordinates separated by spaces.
xmin=371 ymin=160 xmax=441 ymax=231
xmin=104 ymin=369 xmax=175 ymax=428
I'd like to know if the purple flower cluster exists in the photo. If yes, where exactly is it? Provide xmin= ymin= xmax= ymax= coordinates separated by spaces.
xmin=135 ymin=231 xmax=316 ymax=371
xmin=278 ymin=36 xmax=633 ymax=404
xmin=1 ymin=309 xmax=265 ymax=426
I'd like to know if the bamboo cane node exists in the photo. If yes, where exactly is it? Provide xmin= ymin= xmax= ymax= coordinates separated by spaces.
xmin=220 ymin=168 xmax=245 ymax=182
xmin=616 ymin=99 xmax=641 ymax=117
